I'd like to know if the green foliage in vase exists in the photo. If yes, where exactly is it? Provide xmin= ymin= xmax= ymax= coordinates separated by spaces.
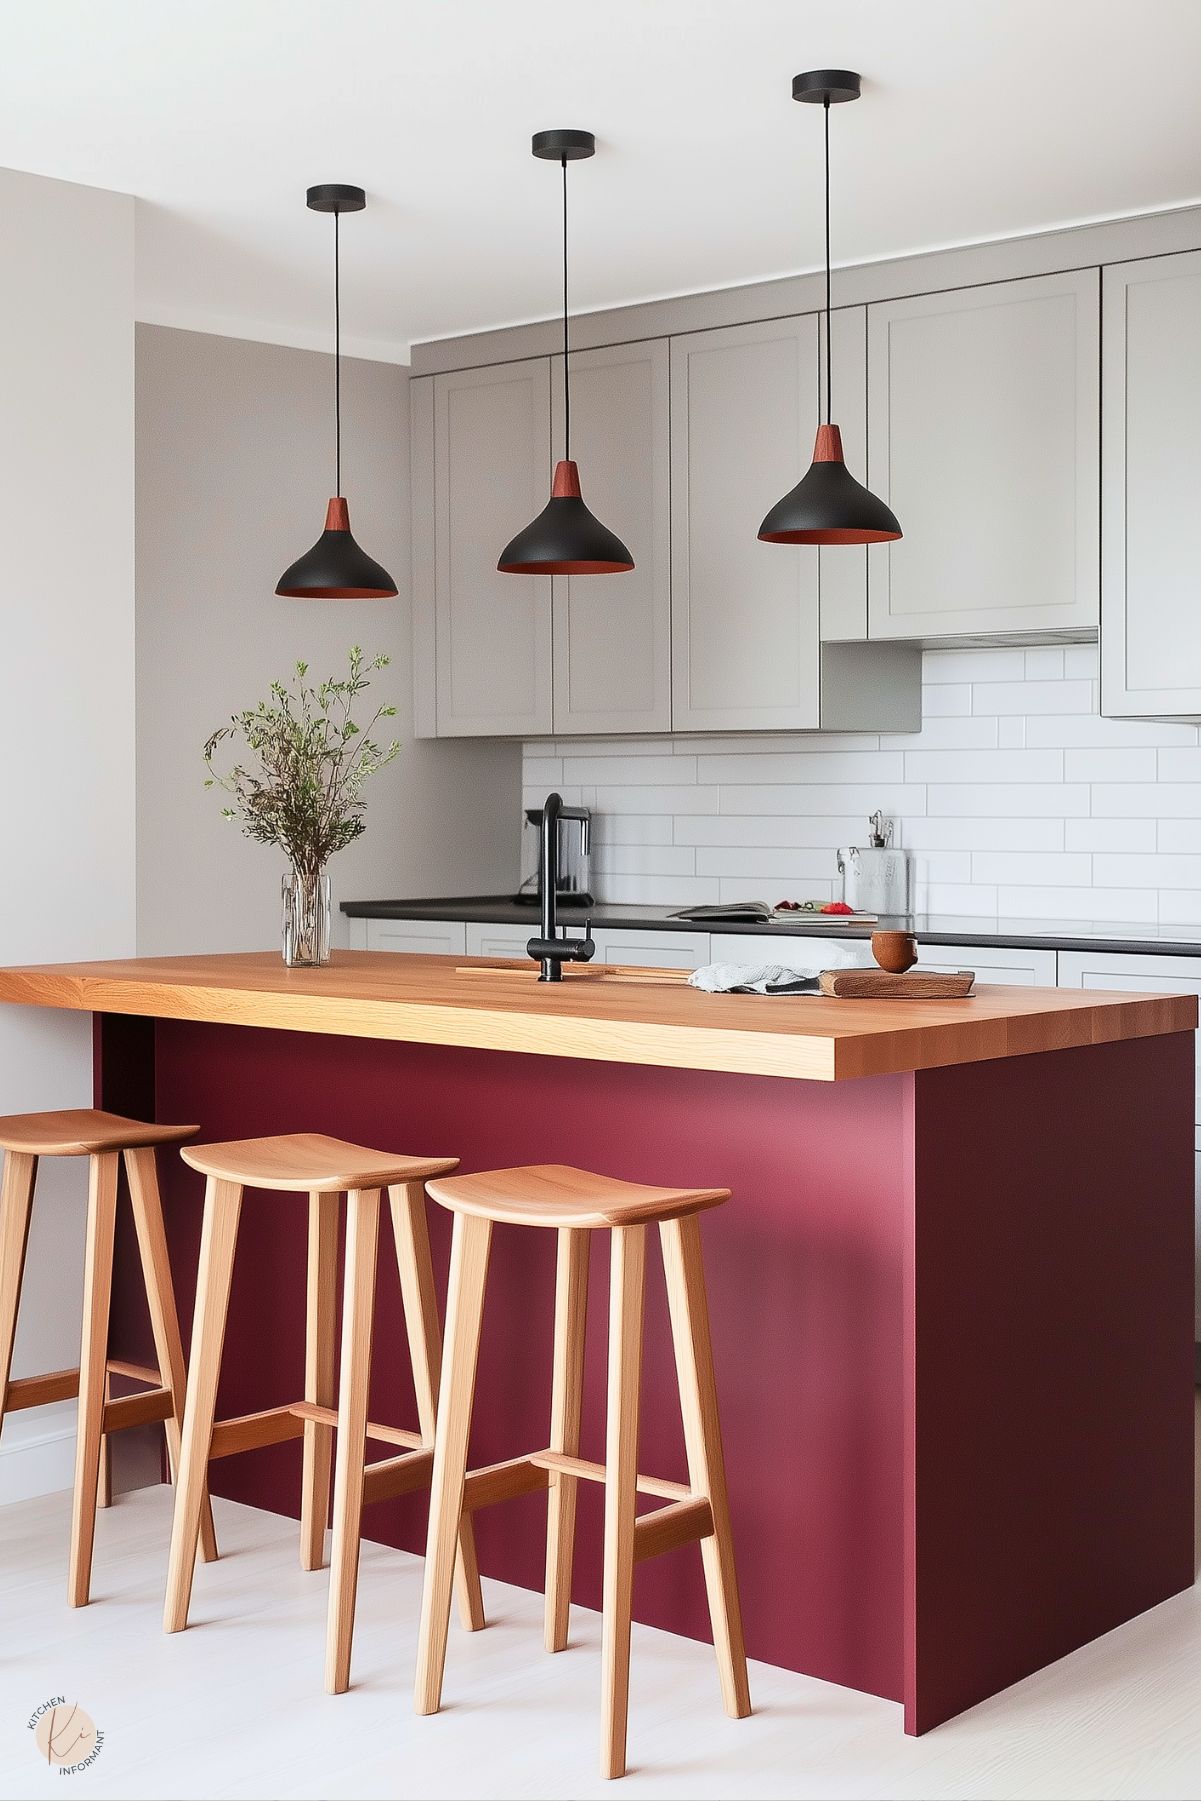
xmin=204 ymin=646 xmax=400 ymax=877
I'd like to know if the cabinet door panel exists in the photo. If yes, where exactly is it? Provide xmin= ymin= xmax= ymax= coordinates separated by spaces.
xmin=1102 ymin=251 xmax=1201 ymax=717
xmin=867 ymin=270 xmax=1100 ymax=640
xmin=434 ymin=360 xmax=552 ymax=736
xmin=919 ymin=943 xmax=1057 ymax=986
xmin=465 ymin=922 xmax=535 ymax=960
xmin=671 ymin=318 xmax=822 ymax=729
xmin=590 ymin=928 xmax=709 ymax=969
xmin=364 ymin=919 xmax=467 ymax=957
xmin=552 ymin=341 xmax=671 ymax=734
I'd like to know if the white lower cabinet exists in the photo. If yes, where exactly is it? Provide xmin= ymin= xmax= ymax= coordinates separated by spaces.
xmin=708 ymin=931 xmax=873 ymax=970
xmin=919 ymin=942 xmax=1057 ymax=986
xmin=590 ymin=928 xmax=709 ymax=969
xmin=465 ymin=921 xmax=537 ymax=959
xmin=361 ymin=918 xmax=466 ymax=957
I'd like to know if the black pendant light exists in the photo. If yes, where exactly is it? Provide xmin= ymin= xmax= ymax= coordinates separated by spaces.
xmin=498 ymin=130 xmax=634 ymax=577
xmin=277 ymin=184 xmax=397 ymax=600
xmin=759 ymin=72 xmax=901 ymax=547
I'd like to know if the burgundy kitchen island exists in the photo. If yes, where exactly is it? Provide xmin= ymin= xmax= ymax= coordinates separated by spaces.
xmin=0 ymin=950 xmax=1194 ymax=1734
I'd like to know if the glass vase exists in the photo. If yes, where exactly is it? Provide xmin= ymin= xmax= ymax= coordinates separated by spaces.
xmin=281 ymin=867 xmax=331 ymax=968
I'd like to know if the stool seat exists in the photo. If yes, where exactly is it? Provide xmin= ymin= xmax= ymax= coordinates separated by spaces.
xmin=0 ymin=1109 xmax=198 ymax=1157
xmin=426 ymin=1163 xmax=729 ymax=1230
xmin=181 ymin=1133 xmax=458 ymax=1193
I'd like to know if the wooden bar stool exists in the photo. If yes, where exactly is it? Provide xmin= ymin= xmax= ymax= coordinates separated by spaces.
xmin=0 ymin=1108 xmax=218 ymax=1605
xmin=163 ymin=1132 xmax=486 ymax=1695
xmin=415 ymin=1163 xmax=751 ymax=1781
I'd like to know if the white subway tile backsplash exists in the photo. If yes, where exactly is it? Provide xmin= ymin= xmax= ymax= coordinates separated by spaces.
xmin=1064 ymin=748 xmax=1159 ymax=782
xmin=920 ymin=684 xmax=973 ymax=717
xmin=1156 ymin=891 xmax=1201 ymax=925
xmin=1159 ymin=749 xmax=1201 ymax=781
xmin=521 ymin=645 xmax=1198 ymax=925
xmin=1157 ymin=820 xmax=1201 ymax=852
xmin=1025 ymin=714 xmax=1199 ymax=747
xmin=923 ymin=648 xmax=1026 ymax=683
xmin=879 ymin=717 xmax=1000 ymax=751
xmin=675 ymin=815 xmax=864 ymax=848
xmin=903 ymin=816 xmax=1064 ymax=851
xmin=719 ymin=783 xmax=927 ymax=817
xmin=563 ymin=754 xmax=689 ymax=785
xmin=922 ymin=883 xmax=999 ymax=916
xmin=591 ymin=815 xmax=675 ymax=846
xmin=904 ymin=749 xmax=1063 ymax=783
xmin=593 ymin=844 xmax=696 ymax=877
xmin=1093 ymin=783 xmax=1201 ymax=817
xmin=997 ymin=886 xmax=1160 ymax=922
xmin=1065 ymin=818 xmax=1158 ymax=853
xmin=600 ymin=873 xmax=720 ymax=905
xmin=592 ymin=784 xmax=721 ymax=815
xmin=1094 ymin=853 xmax=1201 ymax=889
xmin=972 ymin=852 xmax=1092 ymax=886
xmin=699 ymin=751 xmax=905 ymax=784
xmin=696 ymin=847 xmax=839 ymax=880
xmin=972 ymin=680 xmax=1093 ymax=715
xmin=1063 ymin=643 xmax=1101 ymax=679
xmin=717 ymin=875 xmax=833 ymax=904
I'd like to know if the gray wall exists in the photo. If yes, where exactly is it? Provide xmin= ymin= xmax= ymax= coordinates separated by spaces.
xmin=135 ymin=324 xmax=518 ymax=956
xmin=0 ymin=167 xmax=135 ymax=1501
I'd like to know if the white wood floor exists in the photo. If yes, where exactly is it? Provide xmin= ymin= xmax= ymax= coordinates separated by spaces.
xmin=0 ymin=1404 xmax=1199 ymax=1801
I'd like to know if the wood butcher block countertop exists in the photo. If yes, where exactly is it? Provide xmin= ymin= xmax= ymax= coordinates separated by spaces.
xmin=0 ymin=950 xmax=1193 ymax=1083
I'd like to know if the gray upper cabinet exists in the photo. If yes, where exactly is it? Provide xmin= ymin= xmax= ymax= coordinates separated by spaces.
xmin=670 ymin=314 xmax=917 ymax=731
xmin=866 ymin=270 xmax=1101 ymax=642
xmin=550 ymin=339 xmax=671 ymax=734
xmin=1101 ymin=251 xmax=1201 ymax=718
xmin=670 ymin=316 xmax=823 ymax=729
xmin=432 ymin=358 xmax=553 ymax=736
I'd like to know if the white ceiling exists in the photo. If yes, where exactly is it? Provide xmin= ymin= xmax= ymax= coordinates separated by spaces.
xmin=2 ymin=0 xmax=1200 ymax=362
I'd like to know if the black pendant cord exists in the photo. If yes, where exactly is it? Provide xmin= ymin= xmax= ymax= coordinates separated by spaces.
xmin=334 ymin=209 xmax=342 ymax=497
xmin=561 ymin=155 xmax=571 ymax=460
xmin=823 ymin=96 xmax=832 ymax=424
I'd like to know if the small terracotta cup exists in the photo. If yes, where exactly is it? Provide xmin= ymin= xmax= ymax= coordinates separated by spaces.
xmin=871 ymin=929 xmax=918 ymax=974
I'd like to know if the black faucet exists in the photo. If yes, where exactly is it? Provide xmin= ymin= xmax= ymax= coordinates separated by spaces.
xmin=526 ymin=792 xmax=596 ymax=982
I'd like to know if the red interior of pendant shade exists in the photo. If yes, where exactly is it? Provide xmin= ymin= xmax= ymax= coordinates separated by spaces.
xmin=498 ymin=558 xmax=634 ymax=574
xmin=759 ymin=526 xmax=901 ymax=545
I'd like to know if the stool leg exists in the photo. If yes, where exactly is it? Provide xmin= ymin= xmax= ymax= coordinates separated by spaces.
xmin=96 ymin=1372 xmax=111 ymax=1508
xmin=660 ymin=1215 xmax=751 ymax=1721
xmin=601 ymin=1222 xmax=646 ymax=1781
xmin=301 ymin=1190 xmax=338 ymax=1574
xmin=163 ymin=1178 xmax=242 ymax=1634
xmin=325 ymin=1187 xmax=379 ymax=1695
xmin=414 ymin=1211 xmax=492 ymax=1717
xmin=69 ymin=1152 xmax=119 ymax=1607
xmin=389 ymin=1180 xmax=485 ymax=1633
xmin=0 ymin=1151 xmax=37 ymax=1441
xmin=125 ymin=1147 xmax=219 ymax=1564
xmin=545 ymin=1226 xmax=589 ymax=1653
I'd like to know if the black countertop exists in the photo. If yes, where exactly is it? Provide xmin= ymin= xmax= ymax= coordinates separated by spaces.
xmin=340 ymin=895 xmax=1201 ymax=959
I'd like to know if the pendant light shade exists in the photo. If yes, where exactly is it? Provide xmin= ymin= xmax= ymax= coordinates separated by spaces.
xmin=277 ymin=185 xmax=397 ymax=601
xmin=759 ymin=72 xmax=901 ymax=548
xmin=498 ymin=130 xmax=633 ymax=578
xmin=498 ymin=459 xmax=634 ymax=574
xmin=276 ymin=497 xmax=400 ymax=598
xmin=758 ymin=424 xmax=901 ymax=544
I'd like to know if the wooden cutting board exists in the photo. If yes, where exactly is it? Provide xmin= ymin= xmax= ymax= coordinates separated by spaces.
xmin=819 ymin=967 xmax=976 ymax=999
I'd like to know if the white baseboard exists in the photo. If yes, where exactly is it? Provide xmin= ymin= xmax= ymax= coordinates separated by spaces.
xmin=0 ymin=1400 xmax=77 ymax=1504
